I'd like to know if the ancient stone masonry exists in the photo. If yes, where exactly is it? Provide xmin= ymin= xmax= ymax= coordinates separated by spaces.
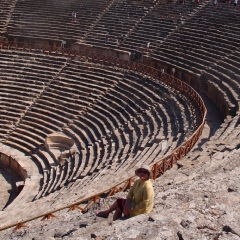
xmin=0 ymin=43 xmax=206 ymax=232
xmin=0 ymin=0 xmax=239 ymax=238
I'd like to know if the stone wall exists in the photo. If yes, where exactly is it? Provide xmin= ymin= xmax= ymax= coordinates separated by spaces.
xmin=0 ymin=153 xmax=27 ymax=180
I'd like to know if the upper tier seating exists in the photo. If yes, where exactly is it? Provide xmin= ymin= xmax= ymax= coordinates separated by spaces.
xmin=5 ymin=0 xmax=208 ymax=49
xmin=0 ymin=0 xmax=14 ymax=34
xmin=7 ymin=0 xmax=113 ymax=42
xmin=84 ymin=0 xmax=154 ymax=48
xmin=149 ymin=2 xmax=240 ymax=115
xmin=122 ymin=0 xmax=208 ymax=52
xmin=151 ymin=2 xmax=240 ymax=71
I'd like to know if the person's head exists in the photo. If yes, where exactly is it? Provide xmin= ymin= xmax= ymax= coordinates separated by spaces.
xmin=135 ymin=164 xmax=153 ymax=181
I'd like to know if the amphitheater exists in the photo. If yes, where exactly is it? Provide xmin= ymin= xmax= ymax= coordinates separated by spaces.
xmin=0 ymin=0 xmax=239 ymax=239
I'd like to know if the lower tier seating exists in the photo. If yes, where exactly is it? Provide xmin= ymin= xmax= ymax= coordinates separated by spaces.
xmin=0 ymin=50 xmax=202 ymax=225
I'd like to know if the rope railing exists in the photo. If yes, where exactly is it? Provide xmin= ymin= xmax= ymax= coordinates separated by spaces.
xmin=0 ymin=41 xmax=207 ymax=231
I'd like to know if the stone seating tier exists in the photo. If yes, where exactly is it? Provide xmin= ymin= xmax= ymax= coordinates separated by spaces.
xmin=4 ymin=0 xmax=210 ymax=51
xmin=0 ymin=50 xmax=67 ymax=138
xmin=0 ymin=49 xmax=198 ymax=202
xmin=55 ymin=70 xmax=195 ymax=187
xmin=0 ymin=60 xmax=125 ymax=197
xmin=0 ymin=0 xmax=14 ymax=33
xmin=84 ymin=1 xmax=153 ymax=47
xmin=122 ymin=0 xmax=204 ymax=51
xmin=0 ymin=0 xmax=239 ymax=234
xmin=202 ymin=72 xmax=236 ymax=116
xmin=7 ymin=0 xmax=114 ymax=41
xmin=146 ymin=3 xmax=240 ymax=117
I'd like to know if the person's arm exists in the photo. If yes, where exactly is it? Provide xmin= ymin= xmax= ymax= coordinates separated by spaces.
xmin=132 ymin=186 xmax=153 ymax=213
xmin=123 ymin=181 xmax=136 ymax=216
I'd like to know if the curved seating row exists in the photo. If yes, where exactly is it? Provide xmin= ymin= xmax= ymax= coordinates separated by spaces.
xmin=0 ymin=50 xmax=66 ymax=142
xmin=7 ymin=0 xmax=113 ymax=42
xmin=205 ymin=50 xmax=240 ymax=113
xmin=0 ymin=49 xmax=199 ymax=210
xmin=122 ymin=0 xmax=207 ymax=52
xmin=84 ymin=0 xmax=154 ymax=47
xmin=210 ymin=115 xmax=240 ymax=150
xmin=0 ymin=0 xmax=238 ymax=234
xmin=0 ymin=0 xmax=14 ymax=34
xmin=148 ymin=2 xmax=240 ymax=116
xmin=45 ymin=69 xmax=197 ymax=199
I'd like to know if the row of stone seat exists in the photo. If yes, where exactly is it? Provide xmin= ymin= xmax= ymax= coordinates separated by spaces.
xmin=39 ymin=70 xmax=196 ymax=198
xmin=122 ymin=0 xmax=207 ymax=52
xmin=7 ymin=0 xmax=113 ymax=41
xmin=84 ymin=0 xmax=154 ymax=47
xmin=1 ymin=56 xmax=125 ymax=198
xmin=44 ymin=70 xmax=197 ymax=198
xmin=0 ymin=49 xmax=202 ymax=227
xmin=0 ymin=0 xmax=14 ymax=33
xmin=205 ymin=50 xmax=240 ymax=112
xmin=0 ymin=50 xmax=67 ymax=141
xmin=212 ymin=115 xmax=239 ymax=147
xmin=148 ymin=2 xmax=240 ymax=116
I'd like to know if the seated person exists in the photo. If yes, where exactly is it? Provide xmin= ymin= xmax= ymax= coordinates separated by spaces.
xmin=96 ymin=164 xmax=154 ymax=220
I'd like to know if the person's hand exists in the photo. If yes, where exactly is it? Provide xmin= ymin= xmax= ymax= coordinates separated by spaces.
xmin=123 ymin=204 xmax=133 ymax=216
xmin=123 ymin=208 xmax=129 ymax=216
xmin=123 ymin=203 xmax=135 ymax=216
